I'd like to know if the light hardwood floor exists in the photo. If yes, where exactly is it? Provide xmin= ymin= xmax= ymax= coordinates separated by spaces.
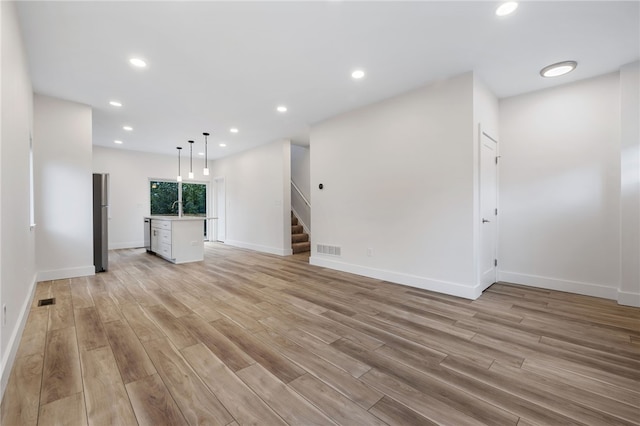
xmin=2 ymin=243 xmax=639 ymax=425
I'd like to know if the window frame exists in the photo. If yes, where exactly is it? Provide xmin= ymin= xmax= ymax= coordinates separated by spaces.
xmin=148 ymin=178 xmax=210 ymax=238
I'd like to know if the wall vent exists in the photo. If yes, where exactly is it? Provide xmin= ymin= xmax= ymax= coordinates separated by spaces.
xmin=317 ymin=244 xmax=341 ymax=256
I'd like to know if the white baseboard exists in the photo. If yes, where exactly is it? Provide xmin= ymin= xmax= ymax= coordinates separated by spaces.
xmin=109 ymin=241 xmax=144 ymax=250
xmin=1 ymin=273 xmax=37 ymax=402
xmin=224 ymin=240 xmax=293 ymax=256
xmin=617 ymin=290 xmax=640 ymax=307
xmin=309 ymin=255 xmax=480 ymax=300
xmin=498 ymin=270 xmax=619 ymax=300
xmin=37 ymin=265 xmax=95 ymax=282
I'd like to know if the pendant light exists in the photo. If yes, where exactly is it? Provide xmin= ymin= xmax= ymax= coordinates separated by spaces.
xmin=203 ymin=132 xmax=210 ymax=176
xmin=188 ymin=140 xmax=194 ymax=179
xmin=176 ymin=146 xmax=183 ymax=182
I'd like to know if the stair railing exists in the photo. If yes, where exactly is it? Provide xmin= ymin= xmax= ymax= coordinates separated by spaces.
xmin=291 ymin=180 xmax=311 ymax=234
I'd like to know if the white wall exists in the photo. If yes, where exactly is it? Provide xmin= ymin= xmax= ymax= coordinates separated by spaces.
xmin=0 ymin=0 xmax=36 ymax=400
xmin=310 ymin=72 xmax=480 ymax=298
xmin=472 ymin=75 xmax=500 ymax=285
xmin=498 ymin=73 xmax=622 ymax=300
xmin=92 ymin=145 xmax=210 ymax=249
xmin=619 ymin=61 xmax=640 ymax=306
xmin=34 ymin=95 xmax=94 ymax=281
xmin=212 ymin=139 xmax=292 ymax=256
xmin=291 ymin=144 xmax=311 ymax=232
xmin=291 ymin=144 xmax=311 ymax=200
xmin=473 ymin=76 xmax=500 ymax=139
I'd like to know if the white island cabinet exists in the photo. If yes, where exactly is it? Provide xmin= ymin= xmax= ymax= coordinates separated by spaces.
xmin=147 ymin=216 xmax=204 ymax=264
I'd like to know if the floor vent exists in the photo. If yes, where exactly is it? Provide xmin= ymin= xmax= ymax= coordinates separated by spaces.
xmin=38 ymin=298 xmax=56 ymax=307
xmin=317 ymin=244 xmax=341 ymax=256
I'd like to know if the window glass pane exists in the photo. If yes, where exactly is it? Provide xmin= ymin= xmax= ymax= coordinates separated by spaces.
xmin=150 ymin=180 xmax=179 ymax=215
xmin=182 ymin=182 xmax=207 ymax=238
xmin=182 ymin=183 xmax=206 ymax=216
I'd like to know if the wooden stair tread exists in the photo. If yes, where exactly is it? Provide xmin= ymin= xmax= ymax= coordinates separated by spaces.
xmin=291 ymin=211 xmax=310 ymax=254
xmin=292 ymin=234 xmax=309 ymax=243
xmin=292 ymin=242 xmax=311 ymax=254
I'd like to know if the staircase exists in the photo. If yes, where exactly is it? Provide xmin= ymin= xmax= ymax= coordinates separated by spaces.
xmin=291 ymin=212 xmax=310 ymax=254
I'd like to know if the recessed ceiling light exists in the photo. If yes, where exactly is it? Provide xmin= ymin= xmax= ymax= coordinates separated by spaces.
xmin=114 ymin=140 xmax=123 ymax=145
xmin=198 ymin=152 xmax=204 ymax=156
xmin=496 ymin=2 xmax=518 ymax=16
xmin=351 ymin=70 xmax=365 ymax=79
xmin=277 ymin=106 xmax=287 ymax=113
xmin=109 ymin=101 xmax=122 ymax=107
xmin=540 ymin=61 xmax=577 ymax=78
xmin=219 ymin=143 xmax=227 ymax=147
xmin=230 ymin=128 xmax=239 ymax=133
xmin=129 ymin=58 xmax=147 ymax=68
xmin=123 ymin=126 xmax=133 ymax=131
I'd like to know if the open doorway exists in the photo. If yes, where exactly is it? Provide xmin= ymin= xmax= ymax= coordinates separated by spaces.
xmin=213 ymin=177 xmax=226 ymax=242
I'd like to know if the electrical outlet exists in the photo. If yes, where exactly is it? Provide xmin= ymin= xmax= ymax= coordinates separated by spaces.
xmin=367 ymin=248 xmax=373 ymax=257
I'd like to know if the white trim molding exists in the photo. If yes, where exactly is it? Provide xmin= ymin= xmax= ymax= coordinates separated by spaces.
xmin=498 ymin=270 xmax=619 ymax=301
xmin=36 ymin=265 xmax=95 ymax=282
xmin=617 ymin=290 xmax=640 ymax=307
xmin=109 ymin=241 xmax=144 ymax=250
xmin=310 ymin=256 xmax=481 ymax=300
xmin=1 ymin=274 xmax=38 ymax=401
xmin=223 ymin=240 xmax=293 ymax=257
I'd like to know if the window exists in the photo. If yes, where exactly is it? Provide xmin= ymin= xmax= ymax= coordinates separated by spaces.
xmin=182 ymin=182 xmax=207 ymax=217
xmin=150 ymin=180 xmax=179 ymax=215
xmin=149 ymin=179 xmax=208 ymax=237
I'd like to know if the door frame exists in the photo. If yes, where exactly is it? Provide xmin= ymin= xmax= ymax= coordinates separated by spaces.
xmin=213 ymin=176 xmax=226 ymax=242
xmin=478 ymin=124 xmax=499 ymax=291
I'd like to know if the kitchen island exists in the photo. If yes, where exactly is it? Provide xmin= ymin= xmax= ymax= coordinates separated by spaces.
xmin=145 ymin=216 xmax=206 ymax=264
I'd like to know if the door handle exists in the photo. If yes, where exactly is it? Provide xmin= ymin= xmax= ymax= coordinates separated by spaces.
xmin=482 ymin=219 xmax=490 ymax=223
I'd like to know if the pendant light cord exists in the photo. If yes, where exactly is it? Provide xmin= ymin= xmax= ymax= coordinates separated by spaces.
xmin=203 ymin=132 xmax=210 ymax=175
xmin=176 ymin=146 xmax=182 ymax=178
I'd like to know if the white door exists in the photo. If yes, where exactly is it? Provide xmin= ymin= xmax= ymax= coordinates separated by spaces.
xmin=480 ymin=130 xmax=498 ymax=290
xmin=214 ymin=177 xmax=226 ymax=242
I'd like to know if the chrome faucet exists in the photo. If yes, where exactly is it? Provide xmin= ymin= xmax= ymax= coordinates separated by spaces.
xmin=171 ymin=200 xmax=183 ymax=217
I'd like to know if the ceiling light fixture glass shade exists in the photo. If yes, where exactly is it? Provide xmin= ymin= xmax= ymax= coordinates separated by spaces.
xmin=176 ymin=146 xmax=183 ymax=182
xmin=277 ymin=106 xmax=287 ymax=113
xmin=540 ymin=61 xmax=577 ymax=78
xmin=203 ymin=132 xmax=210 ymax=176
xmin=230 ymin=128 xmax=238 ymax=133
xmin=219 ymin=143 xmax=227 ymax=147
xmin=351 ymin=70 xmax=365 ymax=79
xmin=188 ymin=140 xmax=195 ymax=179
xmin=123 ymin=126 xmax=133 ymax=131
xmin=114 ymin=140 xmax=123 ymax=145
xmin=129 ymin=58 xmax=147 ymax=68
xmin=496 ymin=2 xmax=518 ymax=16
xmin=109 ymin=101 xmax=122 ymax=107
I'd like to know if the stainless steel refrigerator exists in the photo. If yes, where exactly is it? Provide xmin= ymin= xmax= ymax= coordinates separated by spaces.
xmin=93 ymin=173 xmax=109 ymax=272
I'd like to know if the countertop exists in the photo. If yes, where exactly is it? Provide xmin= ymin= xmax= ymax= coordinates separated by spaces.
xmin=145 ymin=216 xmax=217 ymax=221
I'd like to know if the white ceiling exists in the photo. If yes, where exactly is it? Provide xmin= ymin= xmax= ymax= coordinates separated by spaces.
xmin=16 ymin=1 xmax=640 ymax=159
